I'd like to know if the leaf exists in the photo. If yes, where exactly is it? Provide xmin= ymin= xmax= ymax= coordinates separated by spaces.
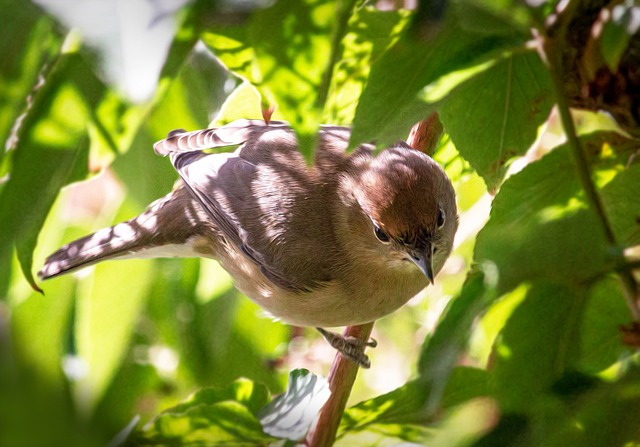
xmin=211 ymin=82 xmax=286 ymax=126
xmin=473 ymin=134 xmax=629 ymax=293
xmin=0 ymin=6 xmax=60 ymax=162
xmin=578 ymin=277 xmax=633 ymax=373
xmin=337 ymin=367 xmax=490 ymax=442
xmin=169 ymin=378 xmax=270 ymax=417
xmin=491 ymin=281 xmax=586 ymax=412
xmin=439 ymin=50 xmax=554 ymax=190
xmin=417 ymin=269 xmax=497 ymax=412
xmin=138 ymin=378 xmax=273 ymax=445
xmin=544 ymin=369 xmax=640 ymax=447
xmin=600 ymin=2 xmax=640 ymax=72
xmin=246 ymin=0 xmax=342 ymax=159
xmin=141 ymin=401 xmax=272 ymax=446
xmin=324 ymin=6 xmax=411 ymax=125
xmin=258 ymin=369 xmax=331 ymax=441
xmin=350 ymin=2 xmax=525 ymax=150
xmin=203 ymin=0 xmax=343 ymax=160
xmin=73 ymin=252 xmax=152 ymax=414
xmin=0 ymin=44 xmax=102 ymax=291
xmin=600 ymin=161 xmax=640 ymax=248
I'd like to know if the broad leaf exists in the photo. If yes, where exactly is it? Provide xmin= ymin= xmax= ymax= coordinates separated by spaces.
xmin=491 ymin=281 xmax=586 ymax=412
xmin=350 ymin=2 xmax=525 ymax=150
xmin=337 ymin=367 xmax=490 ymax=443
xmin=417 ymin=270 xmax=497 ymax=412
xmin=138 ymin=378 xmax=273 ymax=445
xmin=439 ymin=50 xmax=554 ymax=190
xmin=473 ymin=133 xmax=638 ymax=293
xmin=0 ymin=43 xmax=100 ymax=291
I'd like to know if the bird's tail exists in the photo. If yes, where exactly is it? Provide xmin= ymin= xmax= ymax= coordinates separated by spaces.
xmin=39 ymin=187 xmax=207 ymax=280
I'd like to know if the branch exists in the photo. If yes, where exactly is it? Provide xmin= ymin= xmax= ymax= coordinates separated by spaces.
xmin=540 ymin=26 xmax=640 ymax=319
xmin=304 ymin=322 xmax=374 ymax=447
xmin=407 ymin=112 xmax=443 ymax=156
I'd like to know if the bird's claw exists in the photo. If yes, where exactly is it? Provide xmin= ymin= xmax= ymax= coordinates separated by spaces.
xmin=316 ymin=328 xmax=377 ymax=369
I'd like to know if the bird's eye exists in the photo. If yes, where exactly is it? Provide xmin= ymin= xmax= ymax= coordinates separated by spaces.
xmin=374 ymin=226 xmax=390 ymax=243
xmin=437 ymin=207 xmax=445 ymax=229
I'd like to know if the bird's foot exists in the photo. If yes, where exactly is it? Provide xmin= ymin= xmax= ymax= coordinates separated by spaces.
xmin=316 ymin=327 xmax=377 ymax=369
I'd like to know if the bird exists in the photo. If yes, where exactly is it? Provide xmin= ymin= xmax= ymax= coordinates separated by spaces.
xmin=39 ymin=119 xmax=458 ymax=368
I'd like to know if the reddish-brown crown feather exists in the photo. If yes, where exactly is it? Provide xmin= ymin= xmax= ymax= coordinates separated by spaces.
xmin=356 ymin=147 xmax=443 ymax=245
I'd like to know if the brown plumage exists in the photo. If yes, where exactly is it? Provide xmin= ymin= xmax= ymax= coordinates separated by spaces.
xmin=39 ymin=120 xmax=457 ymax=366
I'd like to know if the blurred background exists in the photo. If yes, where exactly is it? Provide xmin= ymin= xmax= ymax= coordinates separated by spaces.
xmin=2 ymin=0 xmax=639 ymax=446
xmin=1 ymin=1 xmax=489 ymax=445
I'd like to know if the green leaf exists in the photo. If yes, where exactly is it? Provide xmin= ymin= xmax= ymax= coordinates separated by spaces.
xmin=491 ymin=281 xmax=586 ymax=412
xmin=139 ymin=378 xmax=273 ymax=445
xmin=142 ymin=401 xmax=272 ymax=446
xmin=474 ymin=135 xmax=620 ymax=293
xmin=337 ymin=367 xmax=490 ymax=443
xmin=600 ymin=2 xmax=640 ymax=72
xmin=578 ymin=277 xmax=633 ymax=373
xmin=170 ymin=378 xmax=270 ymax=417
xmin=350 ymin=2 xmax=525 ymax=150
xmin=0 ymin=44 xmax=102 ymax=291
xmin=324 ymin=6 xmax=411 ymax=125
xmin=258 ymin=369 xmax=330 ymax=441
xmin=439 ymin=51 xmax=554 ymax=190
xmin=246 ymin=0 xmax=342 ymax=159
xmin=203 ymin=0 xmax=344 ymax=160
xmin=600 ymin=161 xmax=640 ymax=248
xmin=417 ymin=269 xmax=497 ymax=412
xmin=544 ymin=369 xmax=640 ymax=447
xmin=0 ymin=3 xmax=60 ymax=162
xmin=73 ymin=254 xmax=152 ymax=414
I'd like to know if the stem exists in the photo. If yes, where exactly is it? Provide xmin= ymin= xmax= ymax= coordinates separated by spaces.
xmin=406 ymin=112 xmax=443 ymax=156
xmin=304 ymin=322 xmax=375 ymax=447
xmin=542 ymin=34 xmax=640 ymax=319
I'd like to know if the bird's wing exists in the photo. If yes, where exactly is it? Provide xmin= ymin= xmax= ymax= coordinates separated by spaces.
xmin=153 ymin=119 xmax=289 ymax=155
xmin=154 ymin=121 xmax=310 ymax=292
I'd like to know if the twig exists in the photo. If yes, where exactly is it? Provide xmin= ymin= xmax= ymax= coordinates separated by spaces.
xmin=541 ymin=27 xmax=640 ymax=319
xmin=304 ymin=322 xmax=374 ymax=447
xmin=407 ymin=112 xmax=443 ymax=156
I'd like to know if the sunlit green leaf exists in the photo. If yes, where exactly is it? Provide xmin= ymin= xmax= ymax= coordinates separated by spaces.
xmin=0 ymin=3 xmax=60 ymax=162
xmin=138 ymin=378 xmax=273 ymax=445
xmin=474 ymin=135 xmax=624 ymax=292
xmin=491 ymin=281 xmax=586 ymax=411
xmin=579 ymin=277 xmax=633 ymax=373
xmin=73 ymin=255 xmax=152 ymax=413
xmin=439 ymin=50 xmax=554 ymax=190
xmin=350 ymin=2 xmax=525 ymax=150
xmin=338 ymin=367 xmax=490 ymax=441
xmin=324 ymin=6 xmax=410 ymax=125
xmin=0 ymin=45 xmax=99 ymax=291
xmin=417 ymin=270 xmax=497 ymax=412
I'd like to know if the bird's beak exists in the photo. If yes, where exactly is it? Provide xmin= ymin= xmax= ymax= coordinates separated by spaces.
xmin=408 ymin=246 xmax=434 ymax=284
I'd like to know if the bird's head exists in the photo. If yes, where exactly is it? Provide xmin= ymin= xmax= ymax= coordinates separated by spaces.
xmin=353 ymin=146 xmax=458 ymax=283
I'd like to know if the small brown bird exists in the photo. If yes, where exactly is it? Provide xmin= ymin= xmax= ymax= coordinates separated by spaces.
xmin=39 ymin=120 xmax=457 ymax=367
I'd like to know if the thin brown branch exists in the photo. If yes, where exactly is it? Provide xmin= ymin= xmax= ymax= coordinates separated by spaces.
xmin=304 ymin=322 xmax=375 ymax=447
xmin=406 ymin=112 xmax=443 ymax=156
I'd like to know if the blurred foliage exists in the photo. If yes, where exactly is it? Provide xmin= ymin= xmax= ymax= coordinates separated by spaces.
xmin=1 ymin=0 xmax=640 ymax=446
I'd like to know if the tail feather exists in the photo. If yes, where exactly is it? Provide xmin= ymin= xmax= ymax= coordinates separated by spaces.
xmin=39 ymin=187 xmax=210 ymax=280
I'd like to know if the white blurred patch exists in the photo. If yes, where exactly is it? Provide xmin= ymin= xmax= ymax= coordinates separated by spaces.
xmin=62 ymin=355 xmax=89 ymax=381
xmin=34 ymin=0 xmax=188 ymax=102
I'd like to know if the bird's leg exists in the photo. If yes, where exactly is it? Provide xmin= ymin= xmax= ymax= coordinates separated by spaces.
xmin=316 ymin=327 xmax=378 ymax=369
